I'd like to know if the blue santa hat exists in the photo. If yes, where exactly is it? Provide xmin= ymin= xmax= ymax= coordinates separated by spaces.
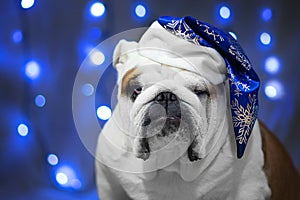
xmin=157 ymin=16 xmax=260 ymax=158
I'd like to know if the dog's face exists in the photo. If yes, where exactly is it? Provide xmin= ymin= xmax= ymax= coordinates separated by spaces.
xmin=114 ymin=60 xmax=227 ymax=162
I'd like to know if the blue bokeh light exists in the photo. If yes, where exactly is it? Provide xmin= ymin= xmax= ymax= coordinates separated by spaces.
xmin=90 ymin=2 xmax=106 ymax=17
xmin=219 ymin=5 xmax=231 ymax=19
xmin=264 ymin=56 xmax=280 ymax=74
xmin=25 ymin=61 xmax=40 ymax=80
xmin=21 ymin=0 xmax=35 ymax=9
xmin=17 ymin=123 xmax=29 ymax=137
xmin=264 ymin=80 xmax=284 ymax=100
xmin=97 ymin=105 xmax=112 ymax=120
xmin=35 ymin=94 xmax=46 ymax=107
xmin=47 ymin=154 xmax=59 ymax=166
xmin=55 ymin=165 xmax=82 ymax=190
xmin=260 ymin=32 xmax=272 ymax=45
xmin=12 ymin=30 xmax=23 ymax=43
xmin=82 ymin=83 xmax=94 ymax=96
xmin=135 ymin=4 xmax=147 ymax=18
xmin=262 ymin=8 xmax=272 ymax=21
xmin=89 ymin=27 xmax=102 ymax=40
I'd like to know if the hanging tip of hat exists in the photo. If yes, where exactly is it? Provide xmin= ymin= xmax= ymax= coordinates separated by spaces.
xmin=236 ymin=143 xmax=246 ymax=159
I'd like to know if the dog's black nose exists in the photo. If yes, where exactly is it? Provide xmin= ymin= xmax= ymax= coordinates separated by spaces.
xmin=154 ymin=92 xmax=180 ymax=117
xmin=154 ymin=92 xmax=177 ymax=102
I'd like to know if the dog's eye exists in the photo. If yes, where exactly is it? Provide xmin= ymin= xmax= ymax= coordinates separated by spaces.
xmin=130 ymin=87 xmax=143 ymax=101
xmin=194 ymin=89 xmax=209 ymax=97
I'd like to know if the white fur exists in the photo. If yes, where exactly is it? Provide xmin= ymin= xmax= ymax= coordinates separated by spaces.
xmin=96 ymin=118 xmax=270 ymax=200
xmin=95 ymin=76 xmax=271 ymax=199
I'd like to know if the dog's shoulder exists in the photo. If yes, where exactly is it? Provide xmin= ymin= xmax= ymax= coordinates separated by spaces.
xmin=259 ymin=120 xmax=300 ymax=200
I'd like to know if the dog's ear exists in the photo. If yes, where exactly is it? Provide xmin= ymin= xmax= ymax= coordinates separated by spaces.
xmin=113 ymin=39 xmax=138 ymax=73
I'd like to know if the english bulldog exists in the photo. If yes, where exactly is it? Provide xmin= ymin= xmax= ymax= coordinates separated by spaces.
xmin=95 ymin=16 xmax=300 ymax=200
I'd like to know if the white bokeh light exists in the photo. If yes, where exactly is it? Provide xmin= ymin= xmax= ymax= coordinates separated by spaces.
xmin=260 ymin=32 xmax=272 ymax=45
xmin=21 ymin=0 xmax=35 ymax=9
xmin=264 ymin=80 xmax=284 ymax=100
xmin=25 ymin=61 xmax=40 ymax=80
xmin=55 ymin=165 xmax=82 ymax=189
xmin=219 ymin=6 xmax=231 ymax=19
xmin=135 ymin=4 xmax=146 ymax=18
xmin=265 ymin=86 xmax=277 ymax=98
xmin=90 ymin=2 xmax=106 ymax=17
xmin=90 ymin=50 xmax=105 ymax=65
xmin=47 ymin=154 xmax=59 ymax=166
xmin=56 ymin=172 xmax=68 ymax=185
xmin=17 ymin=123 xmax=29 ymax=136
xmin=97 ymin=105 xmax=112 ymax=120
xmin=265 ymin=56 xmax=280 ymax=74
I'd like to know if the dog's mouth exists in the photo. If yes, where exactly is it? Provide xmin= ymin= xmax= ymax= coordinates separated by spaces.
xmin=142 ymin=116 xmax=181 ymax=135
xmin=135 ymin=113 xmax=201 ymax=162
xmin=160 ymin=117 xmax=181 ymax=136
xmin=133 ymin=91 xmax=202 ymax=162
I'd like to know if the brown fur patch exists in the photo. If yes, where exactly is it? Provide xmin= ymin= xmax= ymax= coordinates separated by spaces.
xmin=259 ymin=120 xmax=300 ymax=200
xmin=121 ymin=67 xmax=139 ymax=96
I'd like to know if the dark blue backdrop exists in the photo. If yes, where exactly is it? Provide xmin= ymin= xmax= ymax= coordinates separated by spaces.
xmin=1 ymin=0 xmax=299 ymax=199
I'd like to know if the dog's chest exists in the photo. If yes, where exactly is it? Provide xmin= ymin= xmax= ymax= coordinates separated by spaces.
xmin=117 ymin=170 xmax=202 ymax=200
xmin=112 ymin=148 xmax=270 ymax=200
xmin=115 ymin=168 xmax=233 ymax=200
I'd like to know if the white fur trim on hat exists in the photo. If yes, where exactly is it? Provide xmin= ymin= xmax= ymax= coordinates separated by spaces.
xmin=113 ymin=21 xmax=227 ymax=85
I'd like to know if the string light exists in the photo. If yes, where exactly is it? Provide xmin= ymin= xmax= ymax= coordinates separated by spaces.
xmin=90 ymin=49 xmax=105 ymax=65
xmin=82 ymin=83 xmax=94 ymax=96
xmin=12 ymin=30 xmax=23 ymax=43
xmin=47 ymin=154 xmax=59 ymax=166
xmin=90 ymin=2 xmax=106 ymax=17
xmin=219 ymin=5 xmax=231 ymax=19
xmin=35 ymin=94 xmax=46 ymax=107
xmin=56 ymin=172 xmax=68 ymax=185
xmin=264 ymin=80 xmax=284 ymax=100
xmin=25 ymin=61 xmax=40 ymax=80
xmin=135 ymin=4 xmax=147 ymax=18
xmin=21 ymin=0 xmax=35 ymax=9
xmin=17 ymin=123 xmax=29 ymax=137
xmin=97 ymin=105 xmax=112 ymax=120
xmin=262 ymin=8 xmax=272 ymax=21
xmin=89 ymin=27 xmax=102 ymax=40
xmin=55 ymin=165 xmax=82 ymax=190
xmin=260 ymin=32 xmax=272 ymax=45
xmin=264 ymin=56 xmax=280 ymax=74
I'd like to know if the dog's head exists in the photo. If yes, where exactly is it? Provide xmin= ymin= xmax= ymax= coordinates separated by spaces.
xmin=112 ymin=25 xmax=229 ymax=163
xmin=110 ymin=16 xmax=259 ymax=164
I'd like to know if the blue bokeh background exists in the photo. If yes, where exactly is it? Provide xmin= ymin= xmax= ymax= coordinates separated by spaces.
xmin=1 ymin=0 xmax=299 ymax=199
